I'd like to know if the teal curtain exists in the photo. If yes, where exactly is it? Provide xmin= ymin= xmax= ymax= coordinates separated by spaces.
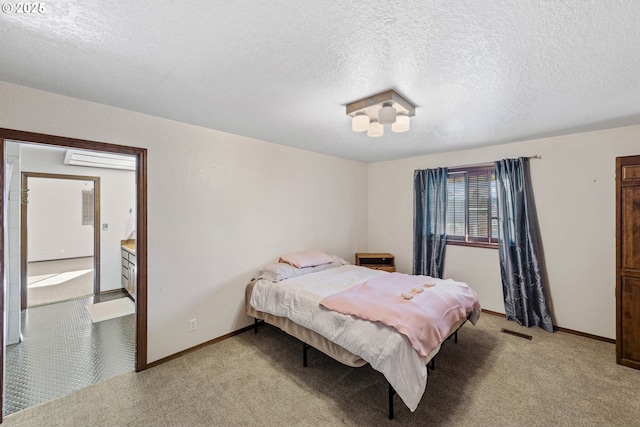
xmin=495 ymin=158 xmax=553 ymax=332
xmin=413 ymin=168 xmax=448 ymax=278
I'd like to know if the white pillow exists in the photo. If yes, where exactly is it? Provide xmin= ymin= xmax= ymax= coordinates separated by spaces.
xmin=252 ymin=255 xmax=350 ymax=282
xmin=329 ymin=255 xmax=349 ymax=266
xmin=279 ymin=250 xmax=333 ymax=268
xmin=252 ymin=263 xmax=300 ymax=282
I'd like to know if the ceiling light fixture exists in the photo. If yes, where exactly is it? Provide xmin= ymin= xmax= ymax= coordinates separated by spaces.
xmin=346 ymin=89 xmax=416 ymax=137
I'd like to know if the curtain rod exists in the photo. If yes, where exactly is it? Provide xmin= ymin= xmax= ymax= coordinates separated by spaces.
xmin=449 ymin=155 xmax=541 ymax=169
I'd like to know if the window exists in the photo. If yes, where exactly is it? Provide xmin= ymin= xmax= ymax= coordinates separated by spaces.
xmin=446 ymin=165 xmax=498 ymax=248
xmin=82 ymin=189 xmax=94 ymax=226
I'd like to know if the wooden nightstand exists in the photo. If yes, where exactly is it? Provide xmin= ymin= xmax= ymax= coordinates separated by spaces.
xmin=355 ymin=253 xmax=395 ymax=272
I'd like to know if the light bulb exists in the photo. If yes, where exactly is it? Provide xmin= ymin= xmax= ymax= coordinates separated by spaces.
xmin=367 ymin=120 xmax=384 ymax=137
xmin=352 ymin=113 xmax=369 ymax=132
xmin=392 ymin=114 xmax=410 ymax=132
xmin=378 ymin=102 xmax=397 ymax=125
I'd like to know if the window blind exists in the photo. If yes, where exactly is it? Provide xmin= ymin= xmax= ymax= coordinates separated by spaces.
xmin=82 ymin=189 xmax=94 ymax=226
xmin=446 ymin=167 xmax=497 ymax=245
xmin=446 ymin=173 xmax=466 ymax=237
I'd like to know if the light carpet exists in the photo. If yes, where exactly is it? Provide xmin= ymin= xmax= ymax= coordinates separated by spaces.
xmin=85 ymin=298 xmax=135 ymax=323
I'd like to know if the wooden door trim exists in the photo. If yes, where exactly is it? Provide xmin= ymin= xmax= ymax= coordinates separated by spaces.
xmin=0 ymin=128 xmax=148 ymax=423
xmin=20 ymin=172 xmax=101 ymax=310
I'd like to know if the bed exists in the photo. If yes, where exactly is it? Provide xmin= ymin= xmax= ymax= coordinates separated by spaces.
xmin=246 ymin=252 xmax=480 ymax=419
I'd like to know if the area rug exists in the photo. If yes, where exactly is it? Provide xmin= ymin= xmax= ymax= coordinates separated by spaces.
xmin=85 ymin=298 xmax=135 ymax=323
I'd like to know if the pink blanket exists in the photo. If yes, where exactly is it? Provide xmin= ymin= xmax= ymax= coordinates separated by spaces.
xmin=319 ymin=273 xmax=480 ymax=358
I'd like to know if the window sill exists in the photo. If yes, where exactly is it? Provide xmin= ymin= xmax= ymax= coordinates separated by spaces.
xmin=446 ymin=240 xmax=498 ymax=250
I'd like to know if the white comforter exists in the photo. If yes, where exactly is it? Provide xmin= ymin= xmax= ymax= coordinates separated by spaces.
xmin=250 ymin=264 xmax=471 ymax=412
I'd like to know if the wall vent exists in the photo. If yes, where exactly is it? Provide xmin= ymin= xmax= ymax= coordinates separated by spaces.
xmin=501 ymin=328 xmax=533 ymax=340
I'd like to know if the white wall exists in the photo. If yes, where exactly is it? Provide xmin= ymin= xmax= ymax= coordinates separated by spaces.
xmin=0 ymin=81 xmax=369 ymax=362
xmin=27 ymin=178 xmax=94 ymax=262
xmin=368 ymin=126 xmax=640 ymax=339
xmin=20 ymin=146 xmax=136 ymax=292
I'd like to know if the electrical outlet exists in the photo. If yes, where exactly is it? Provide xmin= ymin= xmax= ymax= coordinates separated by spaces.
xmin=189 ymin=319 xmax=197 ymax=332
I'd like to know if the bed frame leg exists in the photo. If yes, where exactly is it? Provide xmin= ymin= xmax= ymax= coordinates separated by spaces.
xmin=388 ymin=383 xmax=395 ymax=420
xmin=303 ymin=343 xmax=311 ymax=367
xmin=430 ymin=358 xmax=435 ymax=371
xmin=454 ymin=330 xmax=458 ymax=343
xmin=254 ymin=318 xmax=264 ymax=334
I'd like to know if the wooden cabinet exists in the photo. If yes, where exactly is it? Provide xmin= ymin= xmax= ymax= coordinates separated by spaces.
xmin=355 ymin=253 xmax=395 ymax=272
xmin=617 ymin=155 xmax=640 ymax=369
xmin=121 ymin=244 xmax=136 ymax=301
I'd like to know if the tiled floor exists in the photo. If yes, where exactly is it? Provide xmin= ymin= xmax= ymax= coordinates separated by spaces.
xmin=4 ymin=293 xmax=135 ymax=416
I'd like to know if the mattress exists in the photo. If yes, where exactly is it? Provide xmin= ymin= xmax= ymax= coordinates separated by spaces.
xmin=246 ymin=282 xmax=366 ymax=367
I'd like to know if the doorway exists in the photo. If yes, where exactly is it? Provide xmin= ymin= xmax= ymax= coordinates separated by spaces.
xmin=0 ymin=128 xmax=148 ymax=422
xmin=21 ymin=173 xmax=100 ymax=309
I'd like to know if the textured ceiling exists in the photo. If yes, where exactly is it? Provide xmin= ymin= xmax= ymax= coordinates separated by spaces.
xmin=1 ymin=1 xmax=640 ymax=162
